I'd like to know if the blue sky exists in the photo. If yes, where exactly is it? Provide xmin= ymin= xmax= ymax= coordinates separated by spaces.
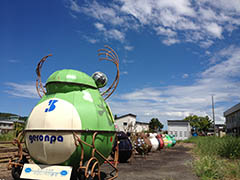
xmin=1 ymin=0 xmax=240 ymax=128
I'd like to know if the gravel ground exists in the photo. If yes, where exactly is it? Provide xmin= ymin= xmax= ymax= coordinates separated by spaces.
xmin=102 ymin=143 xmax=199 ymax=180
xmin=0 ymin=143 xmax=199 ymax=180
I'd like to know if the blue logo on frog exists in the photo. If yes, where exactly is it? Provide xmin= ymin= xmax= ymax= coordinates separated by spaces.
xmin=60 ymin=170 xmax=68 ymax=176
xmin=25 ymin=168 xmax=32 ymax=173
xmin=45 ymin=99 xmax=58 ymax=112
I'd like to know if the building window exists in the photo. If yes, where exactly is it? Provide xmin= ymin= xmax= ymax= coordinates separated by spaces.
xmin=123 ymin=122 xmax=128 ymax=126
xmin=184 ymin=131 xmax=187 ymax=137
xmin=179 ymin=131 xmax=182 ymax=137
xmin=175 ymin=131 xmax=178 ymax=137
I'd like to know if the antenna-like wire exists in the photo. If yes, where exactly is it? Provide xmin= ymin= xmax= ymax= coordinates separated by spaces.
xmin=98 ymin=45 xmax=120 ymax=100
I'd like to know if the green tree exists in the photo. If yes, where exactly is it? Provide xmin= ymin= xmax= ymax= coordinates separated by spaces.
xmin=183 ymin=115 xmax=213 ymax=135
xmin=149 ymin=118 xmax=164 ymax=132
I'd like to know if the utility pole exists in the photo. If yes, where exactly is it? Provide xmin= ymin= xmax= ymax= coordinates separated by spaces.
xmin=211 ymin=95 xmax=216 ymax=135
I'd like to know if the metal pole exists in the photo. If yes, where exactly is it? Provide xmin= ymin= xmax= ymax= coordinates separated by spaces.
xmin=212 ymin=95 xmax=216 ymax=135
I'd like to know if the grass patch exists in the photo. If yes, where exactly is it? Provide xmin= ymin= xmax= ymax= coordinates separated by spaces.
xmin=217 ymin=136 xmax=240 ymax=159
xmin=0 ymin=131 xmax=16 ymax=141
xmin=189 ymin=136 xmax=240 ymax=180
xmin=194 ymin=155 xmax=224 ymax=180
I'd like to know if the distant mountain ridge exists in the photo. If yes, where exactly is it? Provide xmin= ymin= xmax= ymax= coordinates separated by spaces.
xmin=0 ymin=112 xmax=28 ymax=121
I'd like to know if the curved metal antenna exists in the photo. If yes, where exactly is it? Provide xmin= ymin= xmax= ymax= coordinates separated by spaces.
xmin=36 ymin=54 xmax=52 ymax=98
xmin=98 ymin=45 xmax=120 ymax=100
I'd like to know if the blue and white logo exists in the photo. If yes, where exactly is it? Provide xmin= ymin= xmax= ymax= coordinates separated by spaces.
xmin=60 ymin=170 xmax=68 ymax=176
xmin=25 ymin=168 xmax=32 ymax=173
xmin=45 ymin=99 xmax=58 ymax=112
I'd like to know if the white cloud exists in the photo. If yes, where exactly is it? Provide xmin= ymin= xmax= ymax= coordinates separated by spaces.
xmin=162 ymin=38 xmax=180 ymax=46
xmin=107 ymin=29 xmax=125 ymax=42
xmin=205 ymin=51 xmax=211 ymax=55
xmin=199 ymin=7 xmax=217 ymax=21
xmin=200 ymin=0 xmax=240 ymax=13
xmin=122 ymin=58 xmax=134 ymax=64
xmin=65 ymin=0 xmax=240 ymax=47
xmin=121 ymin=71 xmax=128 ymax=75
xmin=109 ymin=45 xmax=240 ymax=127
xmin=200 ymin=40 xmax=214 ymax=48
xmin=124 ymin=45 xmax=134 ymax=51
xmin=88 ymin=39 xmax=97 ymax=44
xmin=70 ymin=0 xmax=125 ymax=26
xmin=205 ymin=23 xmax=223 ymax=38
xmin=94 ymin=22 xmax=106 ymax=31
xmin=8 ymin=59 xmax=19 ymax=63
xmin=202 ymin=46 xmax=240 ymax=78
xmin=155 ymin=26 xmax=176 ymax=37
xmin=5 ymin=46 xmax=239 ymax=128
xmin=5 ymin=82 xmax=39 ymax=99
xmin=69 ymin=12 xmax=78 ymax=19
xmin=182 ymin=73 xmax=189 ymax=78
xmin=68 ymin=0 xmax=81 ymax=12
xmin=82 ymin=35 xmax=98 ymax=44
xmin=94 ymin=22 xmax=125 ymax=42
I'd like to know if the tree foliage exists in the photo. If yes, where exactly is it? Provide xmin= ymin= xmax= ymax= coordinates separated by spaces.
xmin=183 ymin=115 xmax=213 ymax=135
xmin=149 ymin=118 xmax=164 ymax=132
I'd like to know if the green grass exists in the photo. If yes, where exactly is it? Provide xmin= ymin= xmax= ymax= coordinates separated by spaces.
xmin=185 ymin=136 xmax=240 ymax=180
xmin=0 ymin=131 xmax=16 ymax=141
xmin=194 ymin=155 xmax=224 ymax=180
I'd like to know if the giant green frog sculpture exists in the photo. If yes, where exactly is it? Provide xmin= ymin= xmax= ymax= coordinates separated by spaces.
xmin=24 ymin=46 xmax=119 ymax=174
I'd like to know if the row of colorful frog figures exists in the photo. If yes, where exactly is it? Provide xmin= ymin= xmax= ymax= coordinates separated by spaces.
xmin=112 ymin=132 xmax=176 ymax=163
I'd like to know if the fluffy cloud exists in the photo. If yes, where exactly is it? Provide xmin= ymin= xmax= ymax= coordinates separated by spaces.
xmin=204 ymin=23 xmax=223 ymax=38
xmin=162 ymin=38 xmax=180 ymax=46
xmin=5 ymin=82 xmax=39 ymax=99
xmin=4 ymin=46 xmax=240 ymax=128
xmin=94 ymin=22 xmax=106 ymax=31
xmin=109 ymin=45 xmax=240 ymax=126
xmin=124 ymin=45 xmax=134 ymax=51
xmin=182 ymin=74 xmax=189 ymax=79
xmin=66 ymin=0 xmax=240 ymax=46
xmin=94 ymin=22 xmax=125 ymax=42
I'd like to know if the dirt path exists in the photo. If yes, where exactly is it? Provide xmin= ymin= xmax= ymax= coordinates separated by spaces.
xmin=0 ymin=143 xmax=199 ymax=180
xmin=102 ymin=143 xmax=199 ymax=180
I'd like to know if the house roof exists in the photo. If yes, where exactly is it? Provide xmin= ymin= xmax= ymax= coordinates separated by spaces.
xmin=215 ymin=124 xmax=225 ymax=127
xmin=167 ymin=120 xmax=189 ymax=123
xmin=224 ymin=103 xmax=240 ymax=117
xmin=115 ymin=113 xmax=137 ymax=120
xmin=167 ymin=120 xmax=190 ymax=126
xmin=0 ymin=121 xmax=14 ymax=124
xmin=136 ymin=121 xmax=149 ymax=125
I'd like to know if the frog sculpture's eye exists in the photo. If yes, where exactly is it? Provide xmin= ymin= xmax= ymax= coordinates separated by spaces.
xmin=92 ymin=71 xmax=108 ymax=88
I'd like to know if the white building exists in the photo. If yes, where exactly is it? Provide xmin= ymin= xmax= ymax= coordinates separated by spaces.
xmin=114 ymin=114 xmax=149 ymax=133
xmin=0 ymin=116 xmax=25 ymax=134
xmin=135 ymin=121 xmax=149 ymax=132
xmin=0 ymin=121 xmax=14 ymax=134
xmin=167 ymin=120 xmax=191 ymax=140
